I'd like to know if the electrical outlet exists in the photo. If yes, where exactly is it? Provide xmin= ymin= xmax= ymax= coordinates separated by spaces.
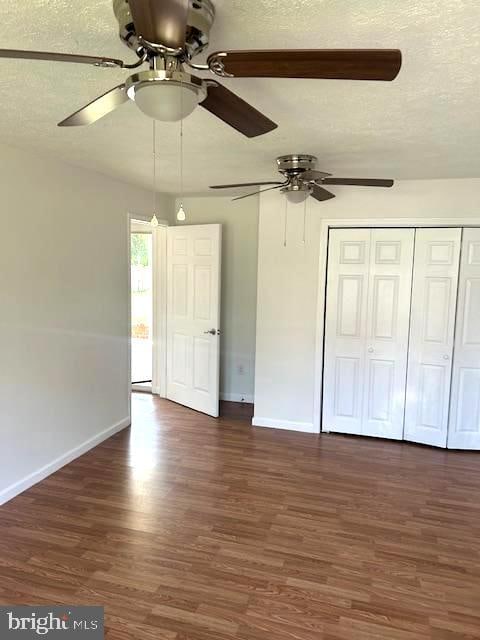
xmin=237 ymin=364 xmax=245 ymax=376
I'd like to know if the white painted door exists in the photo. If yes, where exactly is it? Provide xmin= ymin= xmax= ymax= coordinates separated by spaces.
xmin=448 ymin=229 xmax=480 ymax=449
xmin=323 ymin=229 xmax=371 ymax=435
xmin=362 ymin=229 xmax=414 ymax=439
xmin=323 ymin=228 xmax=414 ymax=439
xmin=404 ymin=228 xmax=461 ymax=447
xmin=166 ymin=224 xmax=222 ymax=417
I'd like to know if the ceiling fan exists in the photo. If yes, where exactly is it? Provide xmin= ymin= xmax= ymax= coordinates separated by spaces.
xmin=0 ymin=0 xmax=402 ymax=137
xmin=210 ymin=154 xmax=395 ymax=201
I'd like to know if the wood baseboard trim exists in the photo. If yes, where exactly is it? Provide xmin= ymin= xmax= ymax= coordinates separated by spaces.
xmin=0 ymin=417 xmax=131 ymax=506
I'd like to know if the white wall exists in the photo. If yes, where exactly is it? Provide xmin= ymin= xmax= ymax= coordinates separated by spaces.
xmin=174 ymin=196 xmax=259 ymax=402
xmin=254 ymin=179 xmax=480 ymax=432
xmin=0 ymin=143 xmax=174 ymax=504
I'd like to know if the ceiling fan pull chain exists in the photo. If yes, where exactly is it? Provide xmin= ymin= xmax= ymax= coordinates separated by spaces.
xmin=153 ymin=119 xmax=156 ymax=203
xmin=176 ymin=77 xmax=187 ymax=222
xmin=151 ymin=120 xmax=159 ymax=226
xmin=181 ymin=79 xmax=184 ymax=202
xmin=302 ymin=197 xmax=307 ymax=245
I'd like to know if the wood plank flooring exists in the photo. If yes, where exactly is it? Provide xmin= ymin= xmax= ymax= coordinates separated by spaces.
xmin=1 ymin=393 xmax=480 ymax=639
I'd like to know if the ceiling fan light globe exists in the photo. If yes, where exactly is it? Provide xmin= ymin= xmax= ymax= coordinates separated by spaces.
xmin=286 ymin=189 xmax=310 ymax=204
xmin=129 ymin=81 xmax=201 ymax=122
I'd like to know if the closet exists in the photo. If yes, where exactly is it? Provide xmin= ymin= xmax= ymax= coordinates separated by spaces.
xmin=323 ymin=226 xmax=480 ymax=450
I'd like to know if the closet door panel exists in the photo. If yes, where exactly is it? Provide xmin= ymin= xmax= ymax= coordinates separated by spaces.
xmin=448 ymin=229 xmax=480 ymax=449
xmin=323 ymin=229 xmax=370 ymax=434
xmin=404 ymin=228 xmax=461 ymax=447
xmin=362 ymin=229 xmax=414 ymax=439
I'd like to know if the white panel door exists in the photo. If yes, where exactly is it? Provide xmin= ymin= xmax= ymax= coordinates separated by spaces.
xmin=448 ymin=229 xmax=480 ymax=449
xmin=362 ymin=229 xmax=414 ymax=439
xmin=166 ymin=224 xmax=222 ymax=417
xmin=404 ymin=228 xmax=461 ymax=447
xmin=323 ymin=229 xmax=370 ymax=434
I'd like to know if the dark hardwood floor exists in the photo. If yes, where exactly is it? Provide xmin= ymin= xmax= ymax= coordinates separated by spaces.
xmin=1 ymin=393 xmax=480 ymax=639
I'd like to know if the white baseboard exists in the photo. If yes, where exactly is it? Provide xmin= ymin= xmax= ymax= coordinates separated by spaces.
xmin=0 ymin=417 xmax=131 ymax=506
xmin=132 ymin=385 xmax=152 ymax=393
xmin=220 ymin=393 xmax=254 ymax=404
xmin=252 ymin=416 xmax=318 ymax=433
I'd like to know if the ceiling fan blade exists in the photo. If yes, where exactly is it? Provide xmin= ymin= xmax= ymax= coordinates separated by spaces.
xmin=302 ymin=170 xmax=332 ymax=181
xmin=211 ymin=181 xmax=284 ymax=189
xmin=0 ymin=49 xmax=123 ymax=68
xmin=58 ymin=84 xmax=128 ymax=127
xmin=128 ymin=0 xmax=188 ymax=49
xmin=200 ymin=82 xmax=277 ymax=138
xmin=207 ymin=49 xmax=402 ymax=81
xmin=323 ymin=178 xmax=394 ymax=187
xmin=311 ymin=185 xmax=336 ymax=202
xmin=233 ymin=184 xmax=284 ymax=202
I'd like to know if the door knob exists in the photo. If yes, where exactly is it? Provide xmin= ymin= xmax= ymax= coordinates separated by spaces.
xmin=204 ymin=329 xmax=220 ymax=335
xmin=443 ymin=354 xmax=450 ymax=360
xmin=368 ymin=347 xmax=374 ymax=353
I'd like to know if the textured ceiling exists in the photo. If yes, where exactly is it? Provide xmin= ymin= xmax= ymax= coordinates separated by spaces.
xmin=1 ymin=1 xmax=479 ymax=193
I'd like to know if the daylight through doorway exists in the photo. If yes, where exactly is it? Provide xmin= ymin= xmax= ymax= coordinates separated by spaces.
xmin=131 ymin=226 xmax=153 ymax=387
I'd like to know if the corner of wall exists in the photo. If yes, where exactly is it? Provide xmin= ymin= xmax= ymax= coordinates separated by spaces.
xmin=0 ymin=417 xmax=131 ymax=506
xmin=252 ymin=416 xmax=318 ymax=434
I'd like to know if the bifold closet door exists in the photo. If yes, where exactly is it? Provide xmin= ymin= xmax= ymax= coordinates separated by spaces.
xmin=404 ymin=228 xmax=461 ymax=447
xmin=361 ymin=229 xmax=414 ymax=438
xmin=323 ymin=228 xmax=414 ymax=438
xmin=448 ymin=229 xmax=480 ymax=449
xmin=323 ymin=229 xmax=370 ymax=435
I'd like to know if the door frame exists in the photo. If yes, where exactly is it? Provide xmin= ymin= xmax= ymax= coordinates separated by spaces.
xmin=313 ymin=217 xmax=480 ymax=435
xmin=152 ymin=222 xmax=168 ymax=398
xmin=127 ymin=213 xmax=169 ymax=418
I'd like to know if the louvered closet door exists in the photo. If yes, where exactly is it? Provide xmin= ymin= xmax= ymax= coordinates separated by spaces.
xmin=323 ymin=228 xmax=414 ymax=438
xmin=404 ymin=228 xmax=461 ymax=447
xmin=361 ymin=229 xmax=414 ymax=439
xmin=448 ymin=229 xmax=480 ymax=449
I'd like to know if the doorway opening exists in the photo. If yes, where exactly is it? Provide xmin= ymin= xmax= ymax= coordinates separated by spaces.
xmin=127 ymin=217 xmax=223 ymax=418
xmin=131 ymin=220 xmax=153 ymax=392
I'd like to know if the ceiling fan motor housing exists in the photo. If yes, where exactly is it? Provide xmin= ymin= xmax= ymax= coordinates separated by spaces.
xmin=113 ymin=0 xmax=216 ymax=59
xmin=277 ymin=154 xmax=317 ymax=176
xmin=277 ymin=154 xmax=318 ymax=191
